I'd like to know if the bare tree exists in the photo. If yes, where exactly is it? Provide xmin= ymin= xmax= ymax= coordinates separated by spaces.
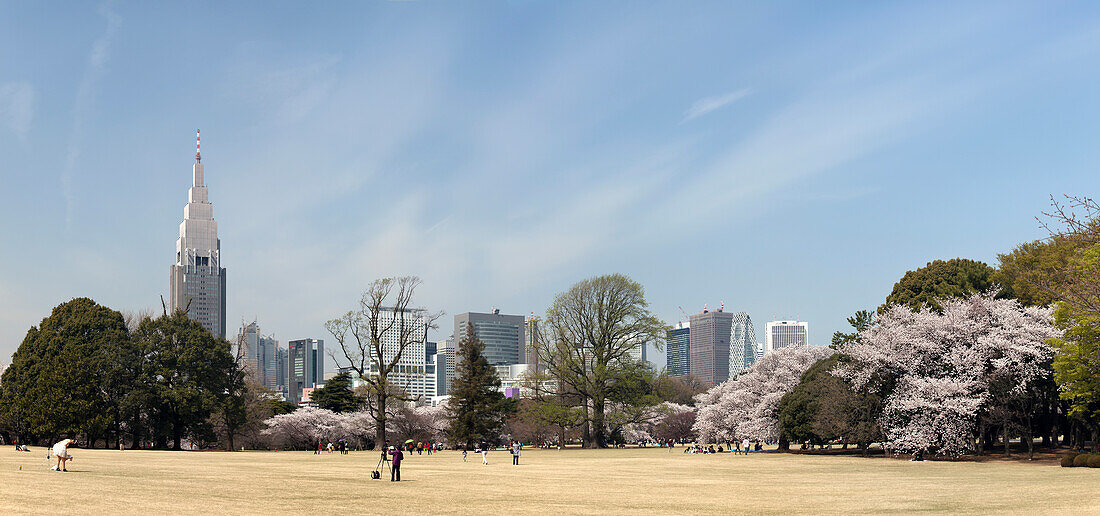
xmin=325 ymin=277 xmax=442 ymax=450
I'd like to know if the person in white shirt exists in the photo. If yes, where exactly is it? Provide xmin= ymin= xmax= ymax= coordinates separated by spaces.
xmin=52 ymin=439 xmax=75 ymax=472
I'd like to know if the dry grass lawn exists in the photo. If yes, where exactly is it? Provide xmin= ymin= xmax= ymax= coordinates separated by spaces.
xmin=2 ymin=445 xmax=1098 ymax=515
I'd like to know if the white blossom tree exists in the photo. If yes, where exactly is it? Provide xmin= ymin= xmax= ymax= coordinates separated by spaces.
xmin=834 ymin=292 xmax=1059 ymax=457
xmin=693 ymin=346 xmax=834 ymax=445
xmin=261 ymin=407 xmax=376 ymax=450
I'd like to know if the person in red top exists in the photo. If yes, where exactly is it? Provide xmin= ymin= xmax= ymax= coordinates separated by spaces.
xmin=388 ymin=446 xmax=404 ymax=481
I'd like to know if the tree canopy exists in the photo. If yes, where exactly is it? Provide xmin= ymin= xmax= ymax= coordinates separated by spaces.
xmin=882 ymin=258 xmax=998 ymax=312
xmin=311 ymin=372 xmax=362 ymax=413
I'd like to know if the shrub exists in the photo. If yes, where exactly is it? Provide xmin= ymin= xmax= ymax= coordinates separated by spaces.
xmin=1073 ymin=453 xmax=1091 ymax=467
xmin=1088 ymin=454 xmax=1100 ymax=468
xmin=1061 ymin=453 xmax=1079 ymax=467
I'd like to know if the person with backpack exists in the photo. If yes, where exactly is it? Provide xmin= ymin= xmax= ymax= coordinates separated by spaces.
xmin=388 ymin=445 xmax=404 ymax=481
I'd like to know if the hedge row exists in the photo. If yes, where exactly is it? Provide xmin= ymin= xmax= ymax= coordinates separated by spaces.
xmin=1060 ymin=453 xmax=1100 ymax=468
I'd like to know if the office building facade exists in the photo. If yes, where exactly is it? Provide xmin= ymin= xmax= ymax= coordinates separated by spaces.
xmin=689 ymin=308 xmax=734 ymax=386
xmin=764 ymin=320 xmax=809 ymax=354
xmin=666 ymin=323 xmax=691 ymax=377
xmin=288 ymin=338 xmax=324 ymax=404
xmin=169 ymin=130 xmax=227 ymax=339
xmin=454 ymin=310 xmax=526 ymax=366
xmin=365 ymin=308 xmax=434 ymax=401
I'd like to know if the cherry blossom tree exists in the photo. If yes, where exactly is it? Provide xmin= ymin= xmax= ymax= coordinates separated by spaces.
xmin=261 ymin=407 xmax=376 ymax=449
xmin=835 ymin=292 xmax=1059 ymax=457
xmin=693 ymin=346 xmax=834 ymax=445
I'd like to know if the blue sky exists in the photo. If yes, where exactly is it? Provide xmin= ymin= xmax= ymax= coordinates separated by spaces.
xmin=3 ymin=1 xmax=1100 ymax=370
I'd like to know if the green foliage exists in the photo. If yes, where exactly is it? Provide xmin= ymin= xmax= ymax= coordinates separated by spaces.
xmin=995 ymin=239 xmax=1076 ymax=307
xmin=1061 ymin=453 xmax=1079 ymax=467
xmin=777 ymin=354 xmax=883 ymax=451
xmin=310 ymin=372 xmax=362 ymax=413
xmin=0 ymin=298 xmax=129 ymax=442
xmin=447 ymin=323 xmax=516 ymax=447
xmin=133 ymin=311 xmax=238 ymax=449
xmin=1073 ymin=453 xmax=1091 ymax=467
xmin=882 ymin=258 xmax=999 ymax=312
xmin=540 ymin=273 xmax=667 ymax=448
xmin=830 ymin=310 xmax=875 ymax=349
xmin=1050 ymin=301 xmax=1100 ymax=431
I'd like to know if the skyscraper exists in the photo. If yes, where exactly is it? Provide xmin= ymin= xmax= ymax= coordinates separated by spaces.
xmin=689 ymin=308 xmax=734 ymax=386
xmin=236 ymin=321 xmax=279 ymax=389
xmin=764 ymin=320 xmax=809 ymax=354
xmin=666 ymin=323 xmax=691 ymax=377
xmin=274 ymin=345 xmax=289 ymax=397
xmin=288 ymin=338 xmax=324 ymax=404
xmin=454 ymin=310 xmax=526 ymax=366
xmin=436 ymin=335 xmax=455 ymax=396
xmin=170 ymin=130 xmax=227 ymax=339
xmin=729 ymin=312 xmax=758 ymax=376
xmin=524 ymin=316 xmax=540 ymax=371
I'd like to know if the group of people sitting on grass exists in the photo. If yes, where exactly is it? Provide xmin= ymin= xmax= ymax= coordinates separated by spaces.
xmin=680 ymin=439 xmax=762 ymax=455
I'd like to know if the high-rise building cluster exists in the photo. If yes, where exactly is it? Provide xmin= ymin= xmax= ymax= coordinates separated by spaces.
xmin=165 ymin=131 xmax=804 ymax=404
xmin=665 ymin=304 xmax=809 ymax=386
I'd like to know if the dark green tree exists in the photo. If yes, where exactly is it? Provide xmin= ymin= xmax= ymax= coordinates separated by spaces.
xmin=311 ymin=372 xmax=362 ymax=413
xmin=447 ymin=322 xmax=515 ymax=448
xmin=778 ymin=355 xmax=883 ymax=455
xmin=135 ymin=311 xmax=237 ymax=450
xmin=0 ymin=298 xmax=128 ymax=445
xmin=882 ymin=258 xmax=999 ymax=312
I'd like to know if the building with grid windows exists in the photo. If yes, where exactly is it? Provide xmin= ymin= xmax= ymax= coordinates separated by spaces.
xmin=764 ymin=320 xmax=809 ymax=355
xmin=666 ymin=323 xmax=690 ymax=377
xmin=289 ymin=338 xmax=324 ymax=404
xmin=169 ymin=130 xmax=226 ymax=338
xmin=361 ymin=308 xmax=435 ymax=402
xmin=236 ymin=321 xmax=279 ymax=390
xmin=454 ymin=310 xmax=526 ymax=366
xmin=689 ymin=308 xmax=734 ymax=386
xmin=729 ymin=312 xmax=758 ymax=376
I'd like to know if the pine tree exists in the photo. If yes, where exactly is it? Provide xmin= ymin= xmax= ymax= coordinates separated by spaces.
xmin=447 ymin=323 xmax=515 ymax=448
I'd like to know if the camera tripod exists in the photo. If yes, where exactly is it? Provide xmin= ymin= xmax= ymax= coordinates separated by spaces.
xmin=374 ymin=450 xmax=391 ymax=479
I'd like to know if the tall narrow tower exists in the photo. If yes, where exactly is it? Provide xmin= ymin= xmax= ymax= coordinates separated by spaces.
xmin=169 ymin=129 xmax=227 ymax=338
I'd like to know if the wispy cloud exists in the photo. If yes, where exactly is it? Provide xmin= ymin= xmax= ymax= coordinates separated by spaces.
xmin=0 ymin=82 xmax=35 ymax=141
xmin=61 ymin=1 xmax=121 ymax=230
xmin=682 ymin=88 xmax=751 ymax=122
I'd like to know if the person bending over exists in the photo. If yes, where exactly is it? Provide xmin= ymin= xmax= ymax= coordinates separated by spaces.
xmin=52 ymin=439 xmax=75 ymax=472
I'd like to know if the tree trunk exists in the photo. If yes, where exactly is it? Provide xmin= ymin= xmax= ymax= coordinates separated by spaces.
xmin=1002 ymin=418 xmax=1010 ymax=457
xmin=976 ymin=420 xmax=986 ymax=456
xmin=590 ymin=397 xmax=607 ymax=449
xmin=373 ymin=389 xmax=387 ymax=451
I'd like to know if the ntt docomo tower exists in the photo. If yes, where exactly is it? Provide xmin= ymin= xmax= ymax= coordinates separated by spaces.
xmin=169 ymin=130 xmax=227 ymax=339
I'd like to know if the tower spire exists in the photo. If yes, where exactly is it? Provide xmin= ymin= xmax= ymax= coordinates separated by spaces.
xmin=195 ymin=129 xmax=201 ymax=162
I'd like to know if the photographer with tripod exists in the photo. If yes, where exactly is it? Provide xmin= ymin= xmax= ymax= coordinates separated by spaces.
xmin=387 ymin=445 xmax=404 ymax=482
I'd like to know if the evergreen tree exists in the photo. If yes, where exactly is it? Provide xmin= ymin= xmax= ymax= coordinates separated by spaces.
xmin=134 ymin=311 xmax=238 ymax=450
xmin=0 ymin=298 xmax=128 ymax=445
xmin=311 ymin=372 xmax=362 ymax=413
xmin=447 ymin=323 xmax=515 ymax=448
